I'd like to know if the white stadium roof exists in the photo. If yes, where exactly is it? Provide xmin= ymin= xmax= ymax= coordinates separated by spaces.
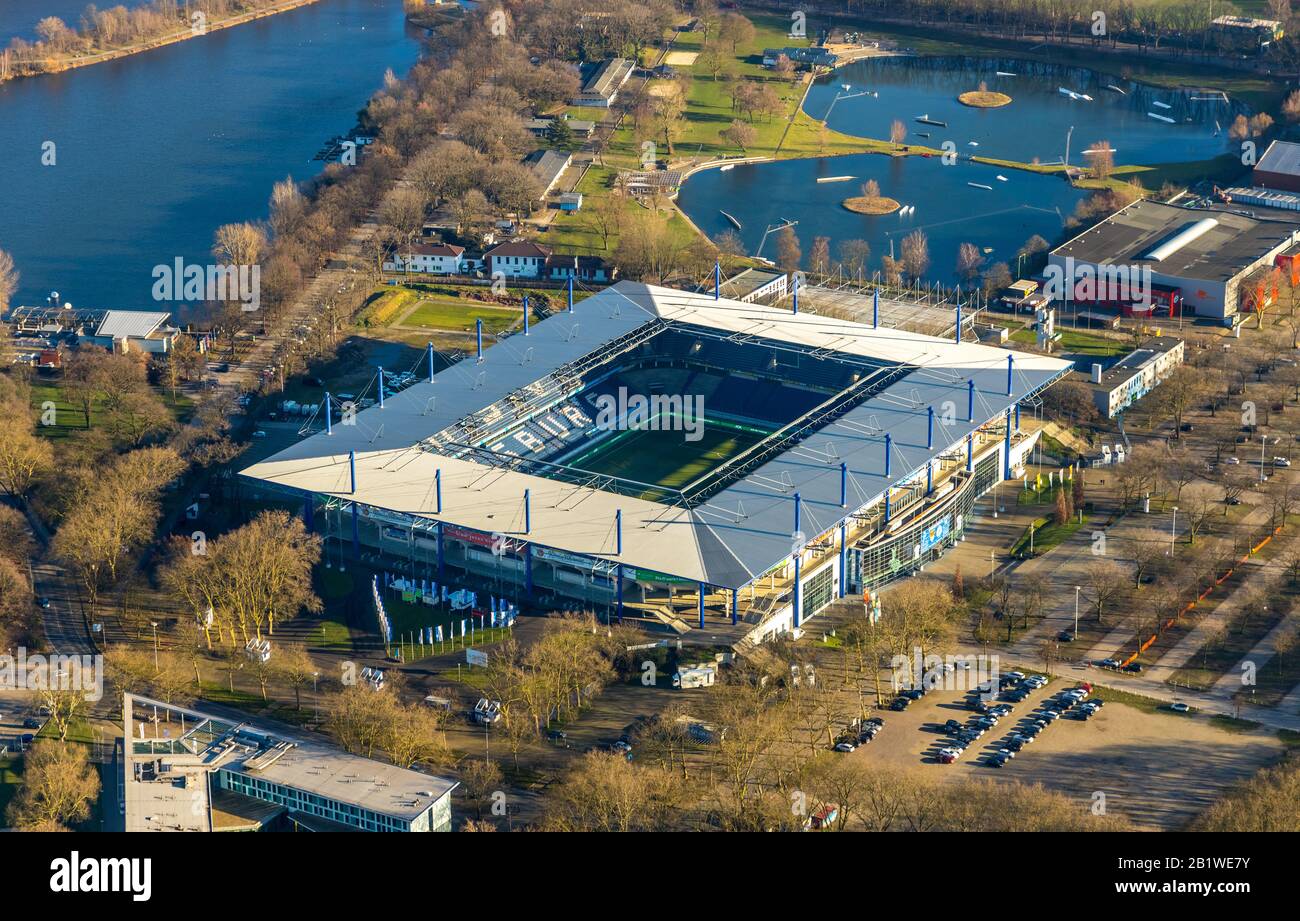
xmin=241 ymin=282 xmax=1070 ymax=588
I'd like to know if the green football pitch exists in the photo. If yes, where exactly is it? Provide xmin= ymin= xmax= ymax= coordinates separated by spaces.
xmin=565 ymin=418 xmax=773 ymax=490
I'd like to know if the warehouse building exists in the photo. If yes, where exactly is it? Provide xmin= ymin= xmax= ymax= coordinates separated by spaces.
xmin=1252 ymin=140 xmax=1300 ymax=193
xmin=1048 ymin=199 xmax=1300 ymax=325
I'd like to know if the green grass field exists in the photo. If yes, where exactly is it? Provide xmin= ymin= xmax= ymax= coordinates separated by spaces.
xmin=565 ymin=418 xmax=772 ymax=490
xmin=404 ymin=299 xmax=527 ymax=335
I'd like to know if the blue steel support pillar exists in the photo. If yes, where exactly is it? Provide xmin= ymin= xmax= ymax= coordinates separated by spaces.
xmin=1004 ymin=409 xmax=1013 ymax=479
xmin=616 ymin=564 xmax=623 ymax=623
xmin=926 ymin=462 xmax=933 ymax=495
xmin=1014 ymin=403 xmax=1021 ymax=431
xmin=927 ymin=405 xmax=934 ymax=449
xmin=435 ymin=469 xmax=442 ymax=514
xmin=885 ymin=493 xmax=891 ymax=525
xmin=792 ymin=492 xmax=802 ymax=629
xmin=325 ymin=392 xmax=332 ymax=435
xmin=427 ymin=342 xmax=435 ymax=383
xmin=792 ymin=273 xmax=799 ymax=314
xmin=714 ymin=261 xmax=721 ymax=300
xmin=476 ymin=319 xmax=483 ymax=361
xmin=839 ymin=462 xmax=848 ymax=507
xmin=377 ymin=367 xmax=384 ymax=409
xmin=966 ymin=435 xmax=973 ymax=472
xmin=698 ymin=583 xmax=706 ymax=629
xmin=1006 ymin=354 xmax=1014 ymax=396
xmin=967 ymin=379 xmax=975 ymax=422
xmin=838 ymin=522 xmax=847 ymax=598
xmin=616 ymin=509 xmax=622 ymax=555
xmin=955 ymin=303 xmax=962 ymax=343
xmin=524 ymin=489 xmax=531 ymax=535
xmin=884 ymin=433 xmax=892 ymax=478
xmin=523 ymin=295 xmax=530 ymax=335
xmin=873 ymin=288 xmax=879 ymax=328
xmin=348 ymin=451 xmax=356 ymax=494
xmin=568 ymin=276 xmax=574 ymax=312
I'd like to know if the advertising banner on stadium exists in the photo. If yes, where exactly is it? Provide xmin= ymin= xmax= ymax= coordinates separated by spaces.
xmin=531 ymin=545 xmax=594 ymax=570
xmin=631 ymin=567 xmax=695 ymax=585
xmin=920 ymin=516 xmax=952 ymax=553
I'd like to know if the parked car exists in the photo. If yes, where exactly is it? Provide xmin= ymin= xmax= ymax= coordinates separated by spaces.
xmin=938 ymin=747 xmax=962 ymax=764
xmin=889 ymin=697 xmax=910 ymax=711
xmin=1039 ymin=708 xmax=1061 ymax=722
xmin=834 ymin=741 xmax=856 ymax=753
xmin=1097 ymin=658 xmax=1121 ymax=669
xmin=987 ymin=750 xmax=1013 ymax=768
xmin=22 ymin=717 xmax=41 ymax=729
xmin=1122 ymin=662 xmax=1144 ymax=674
xmin=1169 ymin=702 xmax=1192 ymax=713
xmin=1057 ymin=630 xmax=1075 ymax=642
xmin=1225 ymin=456 xmax=1241 ymax=465
xmin=1275 ymin=457 xmax=1292 ymax=467
xmin=943 ymin=719 xmax=964 ymax=734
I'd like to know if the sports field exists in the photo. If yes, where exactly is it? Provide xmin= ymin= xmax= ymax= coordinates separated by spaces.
xmin=566 ymin=417 xmax=773 ymax=490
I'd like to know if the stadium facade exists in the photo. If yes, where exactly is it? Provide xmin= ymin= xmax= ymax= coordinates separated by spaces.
xmin=241 ymin=282 xmax=1071 ymax=644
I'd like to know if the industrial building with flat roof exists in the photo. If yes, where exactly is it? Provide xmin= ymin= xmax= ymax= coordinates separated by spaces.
xmin=241 ymin=282 xmax=1070 ymax=643
xmin=123 ymin=694 xmax=457 ymax=832
xmin=1048 ymin=199 xmax=1300 ymax=324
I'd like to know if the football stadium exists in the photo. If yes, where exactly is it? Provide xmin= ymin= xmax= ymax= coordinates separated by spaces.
xmin=240 ymin=282 xmax=1072 ymax=644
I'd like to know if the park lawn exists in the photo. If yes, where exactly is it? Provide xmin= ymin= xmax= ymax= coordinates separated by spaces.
xmin=358 ymin=286 xmax=421 ymax=327
xmin=1010 ymin=326 xmax=1123 ymax=357
xmin=1010 ymin=513 xmax=1086 ymax=558
xmin=1109 ymin=154 xmax=1246 ymax=192
xmin=404 ymin=299 xmax=525 ymax=336
xmin=546 ymin=166 xmax=702 ymax=255
xmin=29 ymin=381 xmax=193 ymax=439
xmin=0 ymin=756 xmax=21 ymax=821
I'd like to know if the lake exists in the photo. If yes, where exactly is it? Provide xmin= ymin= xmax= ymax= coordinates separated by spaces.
xmin=0 ymin=0 xmax=422 ymax=309
xmin=805 ymin=56 xmax=1246 ymax=168
xmin=677 ymin=153 xmax=1086 ymax=285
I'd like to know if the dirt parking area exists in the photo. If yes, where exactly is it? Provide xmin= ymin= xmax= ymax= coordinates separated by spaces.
xmin=847 ymin=676 xmax=1284 ymax=829
xmin=662 ymin=51 xmax=698 ymax=66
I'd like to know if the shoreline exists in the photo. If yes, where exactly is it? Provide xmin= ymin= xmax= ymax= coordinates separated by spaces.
xmin=0 ymin=0 xmax=324 ymax=84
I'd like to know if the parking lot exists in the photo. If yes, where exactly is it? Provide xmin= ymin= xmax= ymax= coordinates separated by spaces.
xmin=839 ymin=672 xmax=1285 ymax=829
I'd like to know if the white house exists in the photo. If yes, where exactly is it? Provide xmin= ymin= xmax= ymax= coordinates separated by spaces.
xmin=383 ymin=243 xmax=466 ymax=276
xmin=484 ymin=241 xmax=551 ymax=279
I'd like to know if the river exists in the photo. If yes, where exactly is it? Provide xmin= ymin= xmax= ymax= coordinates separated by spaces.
xmin=0 ymin=0 xmax=422 ymax=309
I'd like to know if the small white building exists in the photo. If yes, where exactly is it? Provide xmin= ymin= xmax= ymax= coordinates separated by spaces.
xmin=383 ymin=243 xmax=466 ymax=276
xmin=1088 ymin=335 xmax=1185 ymax=418
xmin=81 ymin=309 xmax=181 ymax=354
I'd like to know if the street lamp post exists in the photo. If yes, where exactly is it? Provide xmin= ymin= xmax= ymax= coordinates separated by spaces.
xmin=150 ymin=621 xmax=159 ymax=670
xmin=1074 ymin=585 xmax=1081 ymax=638
xmin=1261 ymin=434 xmax=1268 ymax=484
xmin=1169 ymin=506 xmax=1179 ymax=555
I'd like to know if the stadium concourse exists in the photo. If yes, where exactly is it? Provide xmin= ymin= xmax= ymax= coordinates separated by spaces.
xmin=240 ymin=282 xmax=1072 ymax=646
